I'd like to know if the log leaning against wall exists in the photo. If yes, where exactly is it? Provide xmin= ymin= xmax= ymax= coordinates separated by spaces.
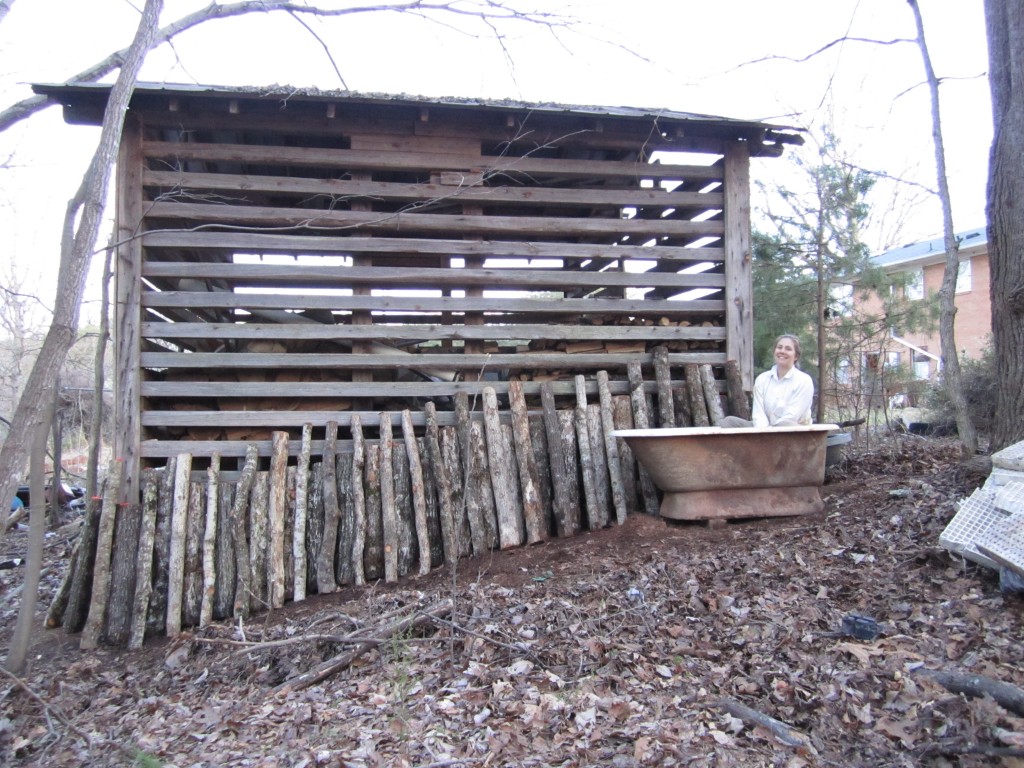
xmin=49 ymin=360 xmax=751 ymax=648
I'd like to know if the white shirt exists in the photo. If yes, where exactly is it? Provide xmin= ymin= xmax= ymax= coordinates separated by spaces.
xmin=751 ymin=365 xmax=814 ymax=427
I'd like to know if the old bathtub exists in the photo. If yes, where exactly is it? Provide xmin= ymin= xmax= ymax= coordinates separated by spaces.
xmin=613 ymin=424 xmax=837 ymax=521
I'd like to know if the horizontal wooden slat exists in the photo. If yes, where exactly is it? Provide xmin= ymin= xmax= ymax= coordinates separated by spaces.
xmin=141 ymin=291 xmax=726 ymax=315
xmin=140 ymin=351 xmax=724 ymax=369
xmin=140 ymin=322 xmax=726 ymax=342
xmin=142 ymin=231 xmax=725 ymax=262
xmin=145 ymin=202 xmax=725 ymax=239
xmin=142 ymin=262 xmax=725 ymax=291
xmin=144 ymin=169 xmax=724 ymax=211
xmin=142 ymin=141 xmax=725 ymax=182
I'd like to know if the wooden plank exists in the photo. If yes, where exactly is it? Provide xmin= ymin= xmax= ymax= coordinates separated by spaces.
xmin=293 ymin=423 xmax=312 ymax=601
xmin=144 ymin=231 xmax=725 ymax=264
xmin=144 ymin=169 xmax=724 ymax=210
xmin=723 ymin=140 xmax=754 ymax=390
xmin=508 ymin=380 xmax=545 ymax=545
xmin=317 ymin=421 xmax=340 ymax=594
xmin=146 ymin=201 xmax=725 ymax=239
xmin=402 ymin=409 xmax=432 ymax=576
xmin=482 ymin=387 xmax=523 ymax=549
xmin=379 ymin=414 xmax=398 ymax=582
xmin=597 ymin=371 xmax=627 ymax=525
xmin=268 ymin=432 xmax=288 ymax=608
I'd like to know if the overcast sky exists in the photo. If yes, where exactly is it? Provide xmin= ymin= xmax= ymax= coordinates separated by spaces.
xmin=0 ymin=0 xmax=991 ymax=320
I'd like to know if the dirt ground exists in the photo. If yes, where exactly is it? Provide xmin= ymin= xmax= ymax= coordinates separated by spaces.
xmin=2 ymin=438 xmax=1023 ymax=767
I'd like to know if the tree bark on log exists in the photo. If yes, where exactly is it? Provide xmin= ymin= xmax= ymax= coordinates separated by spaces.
xmin=105 ymin=499 xmax=141 ymax=646
xmin=335 ymin=456 xmax=355 ymax=587
xmin=62 ymin=483 xmax=105 ymax=634
xmin=918 ymin=669 xmax=1024 ymax=717
xmin=443 ymin=426 xmax=474 ymax=557
xmin=284 ymin=466 xmax=295 ymax=601
xmin=653 ymin=346 xmax=675 ymax=428
xmin=716 ymin=698 xmax=811 ymax=748
xmin=465 ymin=420 xmax=497 ymax=552
xmin=165 ymin=453 xmax=192 ymax=637
xmin=425 ymin=403 xmax=456 ymax=566
xmin=628 ymin=363 xmax=661 ymax=516
xmin=317 ymin=421 xmax=340 ymax=594
xmin=587 ymin=403 xmax=611 ymax=529
xmin=684 ymin=363 xmax=710 ymax=427
xmin=724 ymin=360 xmax=751 ymax=419
xmin=268 ymin=431 xmax=288 ymax=609
xmin=81 ymin=459 xmax=122 ymax=650
xmin=183 ymin=482 xmax=205 ymax=628
xmin=392 ymin=437 xmax=415 ymax=577
xmin=541 ymin=383 xmax=576 ymax=535
xmin=200 ymin=454 xmax=220 ymax=627
xmin=574 ymin=376 xmax=601 ymax=530
xmin=509 ymin=380 xmax=546 ymax=544
xmin=420 ymin=437 xmax=443 ymax=569
xmin=528 ymin=415 xmax=554 ymax=535
xmin=230 ymin=445 xmax=258 ymax=619
xmin=597 ymin=371 xmax=627 ymax=525
xmin=700 ymin=364 xmax=726 ymax=425
xmin=483 ymin=387 xmax=523 ymax=549
xmin=248 ymin=472 xmax=270 ymax=613
xmin=128 ymin=469 xmax=160 ymax=648
xmin=350 ymin=416 xmax=367 ymax=586
xmin=305 ymin=460 xmax=324 ymax=593
xmin=146 ymin=457 xmax=176 ymax=634
xmin=402 ymin=409 xmax=432 ymax=576
xmin=379 ymin=414 xmax=399 ymax=583
xmin=362 ymin=444 xmax=384 ymax=581
xmin=47 ymin=540 xmax=78 ymax=630
xmin=293 ymin=423 xmax=312 ymax=601
xmin=673 ymin=386 xmax=693 ymax=427
xmin=554 ymin=410 xmax=582 ymax=537
xmin=612 ymin=396 xmax=639 ymax=515
xmin=214 ymin=481 xmax=235 ymax=620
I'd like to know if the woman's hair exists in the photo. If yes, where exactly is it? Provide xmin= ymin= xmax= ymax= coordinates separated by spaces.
xmin=775 ymin=334 xmax=802 ymax=362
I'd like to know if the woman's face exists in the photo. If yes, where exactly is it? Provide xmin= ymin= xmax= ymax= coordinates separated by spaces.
xmin=774 ymin=338 xmax=798 ymax=368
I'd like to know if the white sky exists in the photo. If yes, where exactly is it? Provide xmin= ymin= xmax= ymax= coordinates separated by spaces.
xmin=0 ymin=0 xmax=992 ymax=323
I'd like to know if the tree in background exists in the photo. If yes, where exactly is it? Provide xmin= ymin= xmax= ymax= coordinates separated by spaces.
xmin=983 ymin=0 xmax=1024 ymax=452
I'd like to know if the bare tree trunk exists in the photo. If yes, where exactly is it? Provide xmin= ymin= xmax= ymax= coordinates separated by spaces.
xmin=87 ymin=246 xmax=112 ymax=506
xmin=0 ymin=0 xmax=163 ymax=545
xmin=984 ymin=0 xmax=1024 ymax=451
xmin=908 ymin=0 xmax=978 ymax=457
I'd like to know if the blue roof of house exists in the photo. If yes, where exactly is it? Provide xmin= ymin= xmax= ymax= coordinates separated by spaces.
xmin=873 ymin=226 xmax=988 ymax=268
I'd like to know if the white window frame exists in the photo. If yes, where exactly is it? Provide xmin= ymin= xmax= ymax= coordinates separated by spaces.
xmin=906 ymin=269 xmax=925 ymax=300
xmin=955 ymin=259 xmax=972 ymax=294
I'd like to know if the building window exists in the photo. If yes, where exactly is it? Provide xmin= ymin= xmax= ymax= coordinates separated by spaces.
xmin=956 ymin=259 xmax=972 ymax=293
xmin=836 ymin=358 xmax=852 ymax=384
xmin=913 ymin=351 xmax=931 ymax=380
xmin=906 ymin=269 xmax=925 ymax=300
xmin=885 ymin=351 xmax=901 ymax=370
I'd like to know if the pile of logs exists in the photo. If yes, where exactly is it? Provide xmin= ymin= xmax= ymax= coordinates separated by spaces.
xmin=47 ymin=359 xmax=750 ymax=647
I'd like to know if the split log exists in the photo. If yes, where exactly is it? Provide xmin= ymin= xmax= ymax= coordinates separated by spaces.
xmin=597 ymin=371 xmax=627 ymax=525
xmin=165 ymin=454 xmax=192 ymax=637
xmin=105 ymin=499 xmax=141 ymax=645
xmin=248 ymin=472 xmax=270 ymax=612
xmin=653 ymin=346 xmax=675 ymax=428
xmin=483 ymin=387 xmax=523 ymax=549
xmin=420 ymin=437 xmax=443 ymax=569
xmin=587 ymin=403 xmax=613 ymax=529
xmin=724 ymin=360 xmax=751 ymax=420
xmin=628 ymin=363 xmax=661 ymax=516
xmin=271 ymin=599 xmax=453 ymax=697
xmin=63 ymin=477 xmax=106 ymax=633
xmin=540 ymin=383 xmax=577 ymax=534
xmin=362 ymin=444 xmax=384 ymax=581
xmin=574 ymin=376 xmax=602 ymax=530
xmin=509 ymin=380 xmax=546 ymax=544
xmin=465 ymin=420 xmax=497 ymax=552
xmin=554 ymin=409 xmax=582 ymax=536
xmin=673 ymin=386 xmax=693 ymax=427
xmin=293 ymin=423 xmax=313 ymax=601
xmin=716 ymin=698 xmax=811 ymax=748
xmin=392 ymin=434 xmax=416 ymax=577
xmin=350 ymin=416 xmax=367 ymax=586
xmin=528 ymin=415 xmax=554 ymax=535
xmin=379 ymin=414 xmax=399 ymax=582
xmin=230 ymin=445 xmax=258 ymax=619
xmin=317 ymin=421 xmax=340 ymax=593
xmin=425 ymin=403 xmax=457 ymax=566
xmin=200 ymin=454 xmax=221 ymax=627
xmin=335 ymin=455 xmax=355 ymax=587
xmin=443 ymin=425 xmax=474 ymax=556
xmin=700 ymin=364 xmax=726 ymax=425
xmin=284 ymin=466 xmax=295 ymax=600
xmin=305 ymin=460 xmax=325 ymax=593
xmin=81 ymin=459 xmax=122 ymax=650
xmin=183 ymin=481 xmax=205 ymax=627
xmin=684 ymin=363 xmax=710 ymax=427
xmin=146 ymin=458 xmax=176 ymax=634
xmin=917 ymin=669 xmax=1024 ymax=717
xmin=214 ymin=481 xmax=235 ymax=620
xmin=402 ymin=409 xmax=432 ymax=576
xmin=612 ymin=396 xmax=640 ymax=515
xmin=268 ymin=431 xmax=289 ymax=609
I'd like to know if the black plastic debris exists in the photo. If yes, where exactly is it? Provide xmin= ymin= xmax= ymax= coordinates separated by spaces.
xmin=841 ymin=613 xmax=881 ymax=640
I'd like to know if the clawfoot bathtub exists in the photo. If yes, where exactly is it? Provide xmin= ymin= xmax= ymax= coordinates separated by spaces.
xmin=613 ymin=425 xmax=837 ymax=521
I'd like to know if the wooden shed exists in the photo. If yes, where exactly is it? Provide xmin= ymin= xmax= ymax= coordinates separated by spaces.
xmin=35 ymin=83 xmax=801 ymax=642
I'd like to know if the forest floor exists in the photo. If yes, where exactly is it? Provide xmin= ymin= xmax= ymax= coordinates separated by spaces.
xmin=2 ymin=437 xmax=1023 ymax=768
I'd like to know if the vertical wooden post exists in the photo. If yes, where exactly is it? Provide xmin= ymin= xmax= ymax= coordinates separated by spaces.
xmin=402 ymin=409 xmax=432 ymax=576
xmin=574 ymin=376 xmax=601 ymax=528
xmin=231 ymin=445 xmax=258 ymax=619
xmin=200 ymin=454 xmax=220 ymax=627
xmin=597 ymin=371 xmax=628 ymax=525
xmin=363 ymin=443 xmax=384 ymax=581
xmin=351 ymin=416 xmax=367 ymax=586
xmin=540 ymin=383 xmax=577 ymax=537
xmin=128 ymin=469 xmax=159 ymax=649
xmin=684 ymin=363 xmax=711 ymax=427
xmin=700 ymin=364 xmax=726 ymax=425
xmin=293 ymin=423 xmax=312 ymax=601
xmin=425 ymin=403 xmax=457 ymax=566
xmin=380 ymin=413 xmax=399 ymax=582
xmin=627 ymin=363 xmax=661 ymax=516
xmin=317 ymin=421 xmax=340 ymax=593
xmin=653 ymin=346 xmax=675 ymax=428
xmin=165 ymin=453 xmax=191 ymax=637
xmin=268 ymin=431 xmax=288 ymax=608
xmin=724 ymin=140 xmax=754 ymax=390
xmin=509 ymin=380 xmax=546 ymax=544
xmin=80 ymin=458 xmax=123 ymax=650
xmin=483 ymin=387 xmax=523 ymax=549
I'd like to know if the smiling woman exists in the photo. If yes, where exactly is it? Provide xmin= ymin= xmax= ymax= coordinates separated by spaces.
xmin=720 ymin=334 xmax=815 ymax=428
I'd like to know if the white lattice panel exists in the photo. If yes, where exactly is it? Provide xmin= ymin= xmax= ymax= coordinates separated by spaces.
xmin=939 ymin=488 xmax=1004 ymax=570
xmin=993 ymin=440 xmax=1024 ymax=472
xmin=995 ymin=481 xmax=1024 ymax=515
xmin=976 ymin=514 xmax=1024 ymax=577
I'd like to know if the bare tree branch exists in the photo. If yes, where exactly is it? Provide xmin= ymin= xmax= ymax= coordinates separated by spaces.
xmin=730 ymin=35 xmax=916 ymax=72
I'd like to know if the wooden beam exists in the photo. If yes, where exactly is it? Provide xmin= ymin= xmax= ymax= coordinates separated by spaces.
xmin=723 ymin=140 xmax=753 ymax=390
